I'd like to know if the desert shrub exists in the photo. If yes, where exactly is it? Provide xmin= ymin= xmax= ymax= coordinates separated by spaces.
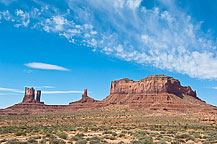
xmin=157 ymin=141 xmax=167 ymax=144
xmin=89 ymin=136 xmax=100 ymax=144
xmin=167 ymin=130 xmax=176 ymax=135
xmin=70 ymin=136 xmax=80 ymax=141
xmin=121 ymin=131 xmax=127 ymax=134
xmin=0 ymin=139 xmax=7 ymax=142
xmin=134 ymin=133 xmax=145 ymax=139
xmin=27 ymin=137 xmax=38 ymax=144
xmin=39 ymin=139 xmax=48 ymax=144
xmin=75 ymin=133 xmax=85 ymax=137
xmin=32 ymin=136 xmax=41 ymax=139
xmin=130 ymin=140 xmax=141 ymax=144
xmin=160 ymin=131 xmax=166 ymax=134
xmin=118 ymin=141 xmax=124 ymax=144
xmin=6 ymin=139 xmax=28 ymax=144
xmin=75 ymin=139 xmax=87 ymax=144
xmin=102 ymin=131 xmax=113 ymax=135
xmin=103 ymin=135 xmax=110 ymax=139
xmin=139 ymin=136 xmax=154 ymax=144
xmin=15 ymin=130 xmax=26 ymax=136
xmin=160 ymin=137 xmax=172 ymax=142
xmin=109 ymin=136 xmax=116 ymax=140
xmin=90 ymin=127 xmax=98 ymax=132
xmin=49 ymin=138 xmax=66 ymax=144
xmin=57 ymin=132 xmax=68 ymax=139
xmin=202 ymin=137 xmax=217 ymax=144
xmin=119 ymin=133 xmax=125 ymax=137
xmin=89 ymin=139 xmax=100 ymax=144
xmin=171 ymin=139 xmax=179 ymax=144
xmin=175 ymin=133 xmax=194 ymax=140
xmin=112 ymin=132 xmax=118 ymax=136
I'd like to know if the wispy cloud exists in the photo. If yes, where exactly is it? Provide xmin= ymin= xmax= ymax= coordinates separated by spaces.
xmin=24 ymin=69 xmax=32 ymax=73
xmin=24 ymin=85 xmax=55 ymax=89
xmin=25 ymin=62 xmax=70 ymax=71
xmin=42 ymin=91 xmax=83 ymax=94
xmin=0 ymin=87 xmax=83 ymax=94
xmin=1 ymin=0 xmax=217 ymax=79
xmin=211 ymin=87 xmax=217 ymax=90
xmin=0 ymin=87 xmax=24 ymax=93
xmin=0 ymin=0 xmax=17 ymax=6
xmin=39 ymin=86 xmax=55 ymax=89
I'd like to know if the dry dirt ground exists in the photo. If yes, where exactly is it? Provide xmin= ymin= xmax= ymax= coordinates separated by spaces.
xmin=0 ymin=106 xmax=216 ymax=144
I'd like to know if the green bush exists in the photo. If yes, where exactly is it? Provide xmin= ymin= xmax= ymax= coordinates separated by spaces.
xmin=119 ymin=133 xmax=125 ymax=137
xmin=130 ymin=140 xmax=141 ymax=144
xmin=171 ymin=139 xmax=179 ymax=144
xmin=89 ymin=136 xmax=100 ymax=144
xmin=0 ymin=139 xmax=7 ymax=142
xmin=70 ymin=136 xmax=80 ymax=141
xmin=75 ymin=133 xmax=85 ymax=137
xmin=39 ymin=139 xmax=47 ymax=144
xmin=27 ymin=137 xmax=38 ymax=144
xmin=57 ymin=132 xmax=68 ymax=139
xmin=175 ymin=133 xmax=195 ymax=141
xmin=6 ymin=139 xmax=28 ymax=144
xmin=15 ymin=130 xmax=26 ymax=136
xmin=49 ymin=138 xmax=66 ymax=144
xmin=140 ymin=136 xmax=154 ymax=144
xmin=75 ymin=139 xmax=87 ymax=144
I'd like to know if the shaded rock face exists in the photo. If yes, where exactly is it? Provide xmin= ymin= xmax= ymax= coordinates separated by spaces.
xmin=70 ymin=89 xmax=98 ymax=104
xmin=36 ymin=90 xmax=41 ymax=102
xmin=110 ymin=75 xmax=196 ymax=97
xmin=103 ymin=75 xmax=206 ymax=111
xmin=2 ymin=75 xmax=217 ymax=115
xmin=22 ymin=87 xmax=43 ymax=104
xmin=22 ymin=87 xmax=35 ymax=103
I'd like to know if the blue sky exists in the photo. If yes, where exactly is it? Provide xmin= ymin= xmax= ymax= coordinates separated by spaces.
xmin=0 ymin=0 xmax=217 ymax=108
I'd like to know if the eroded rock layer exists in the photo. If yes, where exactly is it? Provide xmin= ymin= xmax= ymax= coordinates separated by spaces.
xmin=102 ymin=75 xmax=214 ymax=112
xmin=1 ymin=75 xmax=217 ymax=115
xmin=110 ymin=75 xmax=196 ymax=97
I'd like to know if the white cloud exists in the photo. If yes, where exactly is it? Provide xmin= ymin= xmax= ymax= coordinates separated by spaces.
xmin=43 ymin=91 xmax=83 ymax=94
xmin=1 ymin=0 xmax=217 ymax=79
xmin=0 ymin=87 xmax=83 ymax=94
xmin=0 ymin=0 xmax=17 ymax=5
xmin=0 ymin=88 xmax=24 ymax=93
xmin=25 ymin=85 xmax=55 ymax=89
xmin=25 ymin=62 xmax=70 ymax=71
xmin=24 ymin=69 xmax=32 ymax=73
xmin=41 ymin=86 xmax=55 ymax=89
xmin=15 ymin=9 xmax=30 ymax=27
xmin=127 ymin=0 xmax=142 ymax=9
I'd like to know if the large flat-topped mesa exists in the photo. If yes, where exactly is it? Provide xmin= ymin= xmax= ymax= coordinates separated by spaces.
xmin=110 ymin=75 xmax=196 ymax=97
xmin=2 ymin=75 xmax=217 ymax=115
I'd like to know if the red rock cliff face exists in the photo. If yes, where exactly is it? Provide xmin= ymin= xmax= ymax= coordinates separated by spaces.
xmin=103 ymin=75 xmax=205 ymax=111
xmin=22 ymin=87 xmax=44 ymax=104
xmin=22 ymin=87 xmax=35 ymax=103
xmin=110 ymin=75 xmax=196 ymax=97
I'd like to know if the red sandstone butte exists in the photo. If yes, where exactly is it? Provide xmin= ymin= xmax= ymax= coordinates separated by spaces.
xmin=102 ymin=75 xmax=216 ymax=112
xmin=1 ymin=75 xmax=217 ymax=115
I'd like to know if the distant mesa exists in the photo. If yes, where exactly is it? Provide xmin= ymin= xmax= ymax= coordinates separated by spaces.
xmin=1 ymin=75 xmax=217 ymax=115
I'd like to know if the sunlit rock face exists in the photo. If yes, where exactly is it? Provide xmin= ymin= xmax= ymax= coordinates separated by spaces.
xmin=110 ymin=75 xmax=196 ymax=97
xmin=103 ymin=75 xmax=206 ymax=111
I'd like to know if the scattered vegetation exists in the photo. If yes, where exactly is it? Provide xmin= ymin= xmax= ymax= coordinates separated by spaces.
xmin=0 ymin=108 xmax=216 ymax=143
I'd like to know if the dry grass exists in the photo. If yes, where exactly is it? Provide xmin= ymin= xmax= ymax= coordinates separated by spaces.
xmin=0 ymin=107 xmax=216 ymax=143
